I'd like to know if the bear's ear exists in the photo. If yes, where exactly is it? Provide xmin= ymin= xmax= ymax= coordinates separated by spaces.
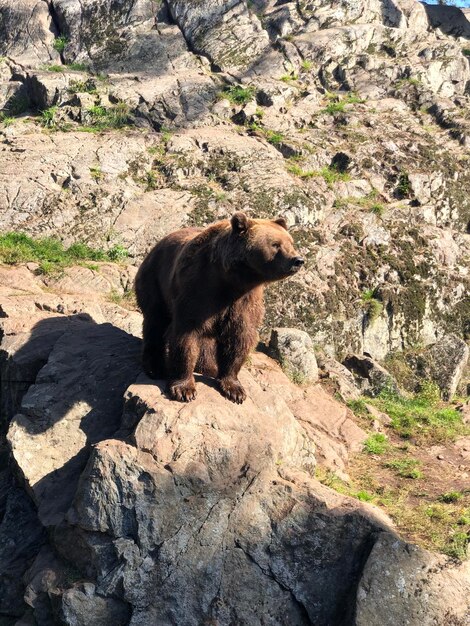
xmin=273 ymin=217 xmax=288 ymax=230
xmin=231 ymin=212 xmax=250 ymax=234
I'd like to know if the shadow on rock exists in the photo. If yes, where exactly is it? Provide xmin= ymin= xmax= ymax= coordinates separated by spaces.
xmin=6 ymin=314 xmax=141 ymax=526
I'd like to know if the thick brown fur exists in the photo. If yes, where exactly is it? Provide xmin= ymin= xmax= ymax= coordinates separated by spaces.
xmin=134 ymin=212 xmax=304 ymax=403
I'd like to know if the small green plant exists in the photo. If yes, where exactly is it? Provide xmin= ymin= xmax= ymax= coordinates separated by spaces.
xmin=355 ymin=490 xmax=375 ymax=502
xmin=40 ymin=106 xmax=58 ymax=128
xmin=463 ymin=49 xmax=470 ymax=57
xmin=221 ymin=85 xmax=256 ymax=105
xmin=301 ymin=59 xmax=313 ymax=72
xmin=439 ymin=491 xmax=464 ymax=504
xmin=89 ymin=165 xmax=102 ymax=180
xmin=144 ymin=170 xmax=159 ymax=191
xmin=385 ymin=458 xmax=423 ymax=479
xmin=363 ymin=433 xmax=389 ymax=455
xmin=53 ymin=36 xmax=68 ymax=53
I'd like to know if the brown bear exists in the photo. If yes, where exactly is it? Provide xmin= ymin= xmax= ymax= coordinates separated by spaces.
xmin=134 ymin=212 xmax=304 ymax=404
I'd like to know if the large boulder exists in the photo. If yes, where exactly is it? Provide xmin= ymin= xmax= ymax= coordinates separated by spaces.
xmin=269 ymin=327 xmax=319 ymax=384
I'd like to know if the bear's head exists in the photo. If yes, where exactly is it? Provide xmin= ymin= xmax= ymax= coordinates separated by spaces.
xmin=230 ymin=212 xmax=304 ymax=282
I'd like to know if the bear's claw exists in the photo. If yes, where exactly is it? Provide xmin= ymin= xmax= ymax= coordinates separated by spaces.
xmin=169 ymin=380 xmax=197 ymax=402
xmin=219 ymin=378 xmax=247 ymax=404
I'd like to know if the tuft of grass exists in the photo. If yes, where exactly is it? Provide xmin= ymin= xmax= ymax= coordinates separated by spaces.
xmin=370 ymin=203 xmax=385 ymax=217
xmin=0 ymin=233 xmax=128 ymax=274
xmin=67 ymin=62 xmax=88 ymax=71
xmin=396 ymin=172 xmax=411 ymax=198
xmin=280 ymin=72 xmax=298 ymax=82
xmin=439 ymin=491 xmax=464 ymax=504
xmin=321 ymin=92 xmax=364 ymax=115
xmin=53 ymin=36 xmax=68 ymax=53
xmin=361 ymin=288 xmax=383 ymax=322
xmin=40 ymin=106 xmax=59 ymax=128
xmin=319 ymin=165 xmax=350 ymax=185
xmin=301 ymin=59 xmax=313 ymax=72
xmin=385 ymin=458 xmax=423 ymax=479
xmin=264 ymin=129 xmax=284 ymax=145
xmin=44 ymin=64 xmax=64 ymax=72
xmin=363 ymin=433 xmax=389 ymax=455
xmin=221 ymin=85 xmax=256 ymax=105
xmin=89 ymin=165 xmax=102 ymax=180
xmin=68 ymin=79 xmax=96 ymax=94
xmin=287 ymin=163 xmax=315 ymax=179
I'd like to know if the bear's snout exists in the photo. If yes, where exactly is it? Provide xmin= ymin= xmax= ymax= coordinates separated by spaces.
xmin=289 ymin=256 xmax=304 ymax=272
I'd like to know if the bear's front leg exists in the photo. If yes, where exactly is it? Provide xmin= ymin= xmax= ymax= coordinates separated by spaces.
xmin=167 ymin=329 xmax=199 ymax=402
xmin=217 ymin=330 xmax=256 ymax=404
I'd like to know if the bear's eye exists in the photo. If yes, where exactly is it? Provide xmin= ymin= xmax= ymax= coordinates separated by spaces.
xmin=272 ymin=242 xmax=281 ymax=250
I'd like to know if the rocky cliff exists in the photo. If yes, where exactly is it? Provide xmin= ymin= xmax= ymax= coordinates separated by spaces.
xmin=1 ymin=1 xmax=470 ymax=624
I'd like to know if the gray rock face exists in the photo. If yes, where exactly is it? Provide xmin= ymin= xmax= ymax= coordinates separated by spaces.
xmin=421 ymin=334 xmax=470 ymax=400
xmin=0 ymin=1 xmax=59 ymax=67
xmin=269 ymin=327 xmax=319 ymax=383
xmin=356 ymin=532 xmax=470 ymax=626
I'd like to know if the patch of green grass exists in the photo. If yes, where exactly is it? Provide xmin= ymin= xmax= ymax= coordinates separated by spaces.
xmin=301 ymin=59 xmax=313 ymax=72
xmin=85 ymin=102 xmax=131 ymax=130
xmin=347 ymin=398 xmax=371 ymax=419
xmin=385 ymin=458 xmax=423 ymax=479
xmin=221 ymin=85 xmax=256 ymax=105
xmin=287 ymin=163 xmax=316 ymax=179
xmin=280 ymin=72 xmax=298 ymax=82
xmin=364 ymin=433 xmax=389 ymax=455
xmin=463 ymin=49 xmax=470 ymax=57
xmin=264 ymin=129 xmax=284 ymax=145
xmin=0 ymin=233 xmax=128 ymax=274
xmin=53 ymin=36 xmax=68 ymax=53
xmin=370 ymin=384 xmax=468 ymax=444
xmin=319 ymin=165 xmax=350 ymax=185
xmin=67 ymin=62 xmax=88 ymax=72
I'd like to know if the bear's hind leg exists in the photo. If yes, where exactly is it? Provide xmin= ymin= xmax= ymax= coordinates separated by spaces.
xmin=142 ymin=303 xmax=170 ymax=379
